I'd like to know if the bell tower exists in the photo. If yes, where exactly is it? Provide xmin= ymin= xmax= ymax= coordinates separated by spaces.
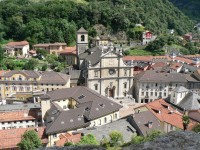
xmin=76 ymin=27 xmax=88 ymax=55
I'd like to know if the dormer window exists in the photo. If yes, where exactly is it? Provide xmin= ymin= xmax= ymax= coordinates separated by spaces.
xmin=78 ymin=95 xmax=85 ymax=99
xmin=99 ymin=103 xmax=105 ymax=108
xmin=81 ymin=35 xmax=85 ymax=41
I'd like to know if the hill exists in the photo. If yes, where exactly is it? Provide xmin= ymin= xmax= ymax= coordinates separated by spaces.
xmin=169 ymin=0 xmax=200 ymax=22
xmin=0 ymin=0 xmax=194 ymax=45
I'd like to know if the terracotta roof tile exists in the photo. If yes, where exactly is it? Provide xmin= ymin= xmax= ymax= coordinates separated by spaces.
xmin=145 ymin=99 xmax=198 ymax=130
xmin=6 ymin=41 xmax=29 ymax=46
xmin=123 ymin=56 xmax=171 ymax=62
xmin=59 ymin=46 xmax=77 ymax=55
xmin=0 ymin=127 xmax=47 ymax=149
xmin=55 ymin=133 xmax=81 ymax=146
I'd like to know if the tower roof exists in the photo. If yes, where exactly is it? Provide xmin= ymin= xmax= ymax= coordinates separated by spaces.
xmin=77 ymin=27 xmax=88 ymax=33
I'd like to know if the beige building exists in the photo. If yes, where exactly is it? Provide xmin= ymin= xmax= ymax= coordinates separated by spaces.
xmin=33 ymin=43 xmax=67 ymax=54
xmin=40 ymin=86 xmax=122 ymax=146
xmin=0 ymin=70 xmax=70 ymax=99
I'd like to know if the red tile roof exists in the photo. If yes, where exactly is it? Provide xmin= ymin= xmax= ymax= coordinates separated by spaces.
xmin=151 ymin=62 xmax=166 ymax=69
xmin=55 ymin=133 xmax=81 ymax=146
xmin=0 ymin=110 xmax=38 ymax=122
xmin=0 ymin=70 xmax=10 ymax=77
xmin=59 ymin=46 xmax=77 ymax=55
xmin=6 ymin=41 xmax=29 ymax=46
xmin=145 ymin=99 xmax=197 ymax=130
xmin=0 ymin=127 xmax=47 ymax=149
xmin=169 ymin=62 xmax=183 ymax=70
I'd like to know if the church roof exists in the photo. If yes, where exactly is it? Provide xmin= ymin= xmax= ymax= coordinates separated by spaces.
xmin=77 ymin=27 xmax=88 ymax=33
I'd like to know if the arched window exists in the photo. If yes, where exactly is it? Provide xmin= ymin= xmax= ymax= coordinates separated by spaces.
xmin=98 ymin=119 xmax=101 ymax=125
xmin=19 ymin=75 xmax=22 ymax=81
xmin=94 ymin=84 xmax=98 ymax=91
xmin=104 ymin=117 xmax=107 ymax=123
xmin=81 ymin=35 xmax=85 ymax=41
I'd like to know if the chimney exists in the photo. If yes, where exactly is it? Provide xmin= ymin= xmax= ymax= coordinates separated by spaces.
xmin=148 ymin=121 xmax=153 ymax=128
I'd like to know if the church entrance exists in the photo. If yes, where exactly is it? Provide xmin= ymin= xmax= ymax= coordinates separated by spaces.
xmin=109 ymin=88 xmax=114 ymax=98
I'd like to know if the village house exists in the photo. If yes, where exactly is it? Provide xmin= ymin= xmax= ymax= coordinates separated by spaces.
xmin=39 ymin=86 xmax=122 ymax=146
xmin=5 ymin=41 xmax=30 ymax=57
xmin=142 ymin=31 xmax=156 ymax=45
xmin=33 ymin=43 xmax=67 ymax=54
xmin=134 ymin=99 xmax=198 ymax=133
xmin=0 ymin=70 xmax=70 ymax=99
xmin=58 ymin=46 xmax=77 ymax=66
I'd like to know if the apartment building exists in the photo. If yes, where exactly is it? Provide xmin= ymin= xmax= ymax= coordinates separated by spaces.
xmin=40 ymin=86 xmax=122 ymax=146
xmin=0 ymin=70 xmax=70 ymax=99
xmin=0 ymin=103 xmax=41 ymax=130
xmin=134 ymin=70 xmax=188 ymax=103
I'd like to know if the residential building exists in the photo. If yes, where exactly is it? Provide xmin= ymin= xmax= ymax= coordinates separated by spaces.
xmin=81 ymin=118 xmax=136 ymax=143
xmin=39 ymin=86 xmax=122 ymax=146
xmin=0 ymin=103 xmax=41 ymax=130
xmin=93 ymin=35 xmax=112 ymax=46
xmin=5 ymin=41 xmax=29 ymax=57
xmin=67 ymin=70 xmax=85 ymax=87
xmin=79 ymin=45 xmax=134 ymax=99
xmin=58 ymin=46 xmax=77 ymax=66
xmin=0 ymin=127 xmax=47 ymax=149
xmin=0 ymin=70 xmax=70 ymax=99
xmin=170 ymin=86 xmax=200 ymax=110
xmin=33 ymin=43 xmax=67 ymax=54
xmin=128 ymin=111 xmax=163 ymax=136
xmin=134 ymin=70 xmax=188 ymax=103
xmin=135 ymin=99 xmax=198 ymax=132
xmin=142 ymin=31 xmax=156 ymax=45
xmin=188 ymin=110 xmax=200 ymax=123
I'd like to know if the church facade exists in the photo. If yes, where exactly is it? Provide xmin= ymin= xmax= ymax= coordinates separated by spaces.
xmin=76 ymin=27 xmax=134 ymax=99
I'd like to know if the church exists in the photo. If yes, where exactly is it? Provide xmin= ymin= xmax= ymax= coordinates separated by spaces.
xmin=76 ymin=27 xmax=134 ymax=99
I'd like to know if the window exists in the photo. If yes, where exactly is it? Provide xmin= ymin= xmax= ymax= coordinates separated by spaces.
xmin=53 ymin=134 xmax=57 ymax=138
xmin=98 ymin=119 xmax=101 ymax=125
xmin=81 ymin=35 xmax=85 ymax=41
xmin=78 ymin=95 xmax=85 ymax=99
xmin=151 ymin=92 xmax=153 ymax=96
xmin=104 ymin=117 xmax=107 ymax=123
xmin=141 ymin=92 xmax=144 ymax=96
xmin=115 ymin=113 xmax=118 ymax=119
xmin=164 ymin=92 xmax=167 ymax=96
xmin=19 ymin=75 xmax=22 ymax=81
xmin=63 ymin=105 xmax=67 ymax=109
xmin=94 ymin=70 xmax=98 ymax=77
xmin=94 ymin=84 xmax=98 ymax=91
xmin=155 ymin=92 xmax=157 ymax=96
xmin=170 ymin=125 xmax=173 ymax=131
xmin=12 ymin=77 xmax=15 ymax=80
xmin=155 ymin=83 xmax=158 ymax=87
xmin=2 ymin=127 xmax=5 ymax=130
xmin=124 ymin=82 xmax=127 ymax=88
xmin=124 ymin=69 xmax=127 ymax=76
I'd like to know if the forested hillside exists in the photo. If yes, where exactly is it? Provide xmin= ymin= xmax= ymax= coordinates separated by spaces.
xmin=0 ymin=0 xmax=194 ymax=45
xmin=169 ymin=0 xmax=200 ymax=22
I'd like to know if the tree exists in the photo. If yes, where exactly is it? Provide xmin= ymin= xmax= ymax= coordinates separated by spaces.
xmin=131 ymin=135 xmax=146 ymax=145
xmin=23 ymin=59 xmax=38 ymax=70
xmin=36 ymin=48 xmax=48 ymax=58
xmin=182 ymin=115 xmax=190 ymax=130
xmin=77 ymin=134 xmax=98 ymax=145
xmin=109 ymin=131 xmax=123 ymax=147
xmin=0 ymin=45 xmax=4 ymax=62
xmin=146 ymin=130 xmax=163 ymax=141
xmin=41 ymin=64 xmax=47 ymax=71
xmin=64 ymin=142 xmax=73 ymax=146
xmin=192 ymin=124 xmax=200 ymax=133
xmin=17 ymin=130 xmax=42 ymax=150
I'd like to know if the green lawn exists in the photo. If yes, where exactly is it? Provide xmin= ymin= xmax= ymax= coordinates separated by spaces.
xmin=127 ymin=48 xmax=165 ymax=56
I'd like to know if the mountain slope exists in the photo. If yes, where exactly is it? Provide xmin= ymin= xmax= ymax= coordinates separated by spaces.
xmin=0 ymin=0 xmax=194 ymax=44
xmin=169 ymin=0 xmax=200 ymax=22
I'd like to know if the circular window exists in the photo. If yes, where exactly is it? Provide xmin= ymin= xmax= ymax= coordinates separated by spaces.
xmin=109 ymin=69 xmax=116 ymax=75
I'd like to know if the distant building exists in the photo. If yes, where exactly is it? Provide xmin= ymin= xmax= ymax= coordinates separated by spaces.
xmin=0 ymin=70 xmax=70 ymax=99
xmin=59 ymin=46 xmax=77 ymax=66
xmin=0 ymin=103 xmax=41 ymax=130
xmin=40 ymin=86 xmax=122 ymax=146
xmin=33 ymin=43 xmax=67 ymax=54
xmin=5 ymin=41 xmax=29 ymax=57
xmin=142 ymin=31 xmax=156 ymax=45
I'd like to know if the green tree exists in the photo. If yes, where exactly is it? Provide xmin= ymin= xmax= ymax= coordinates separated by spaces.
xmin=146 ymin=130 xmax=163 ymax=141
xmin=41 ymin=64 xmax=47 ymax=71
xmin=23 ymin=59 xmax=38 ymax=70
xmin=192 ymin=124 xmax=200 ymax=133
xmin=36 ymin=49 xmax=48 ymax=58
xmin=109 ymin=131 xmax=123 ymax=147
xmin=17 ymin=130 xmax=42 ymax=150
xmin=64 ymin=142 xmax=73 ymax=146
xmin=77 ymin=134 xmax=98 ymax=146
xmin=0 ymin=45 xmax=4 ymax=62
xmin=131 ymin=136 xmax=146 ymax=145
xmin=182 ymin=115 xmax=190 ymax=130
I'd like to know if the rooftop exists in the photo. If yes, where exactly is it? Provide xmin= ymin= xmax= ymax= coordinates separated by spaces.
xmin=0 ymin=127 xmax=47 ymax=149
xmin=6 ymin=41 xmax=29 ymax=47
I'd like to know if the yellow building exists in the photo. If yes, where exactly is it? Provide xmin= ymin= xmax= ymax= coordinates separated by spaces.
xmin=40 ymin=86 xmax=122 ymax=146
xmin=0 ymin=70 xmax=70 ymax=99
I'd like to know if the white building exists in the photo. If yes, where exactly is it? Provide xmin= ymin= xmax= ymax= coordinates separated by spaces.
xmin=5 ymin=41 xmax=30 ymax=57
